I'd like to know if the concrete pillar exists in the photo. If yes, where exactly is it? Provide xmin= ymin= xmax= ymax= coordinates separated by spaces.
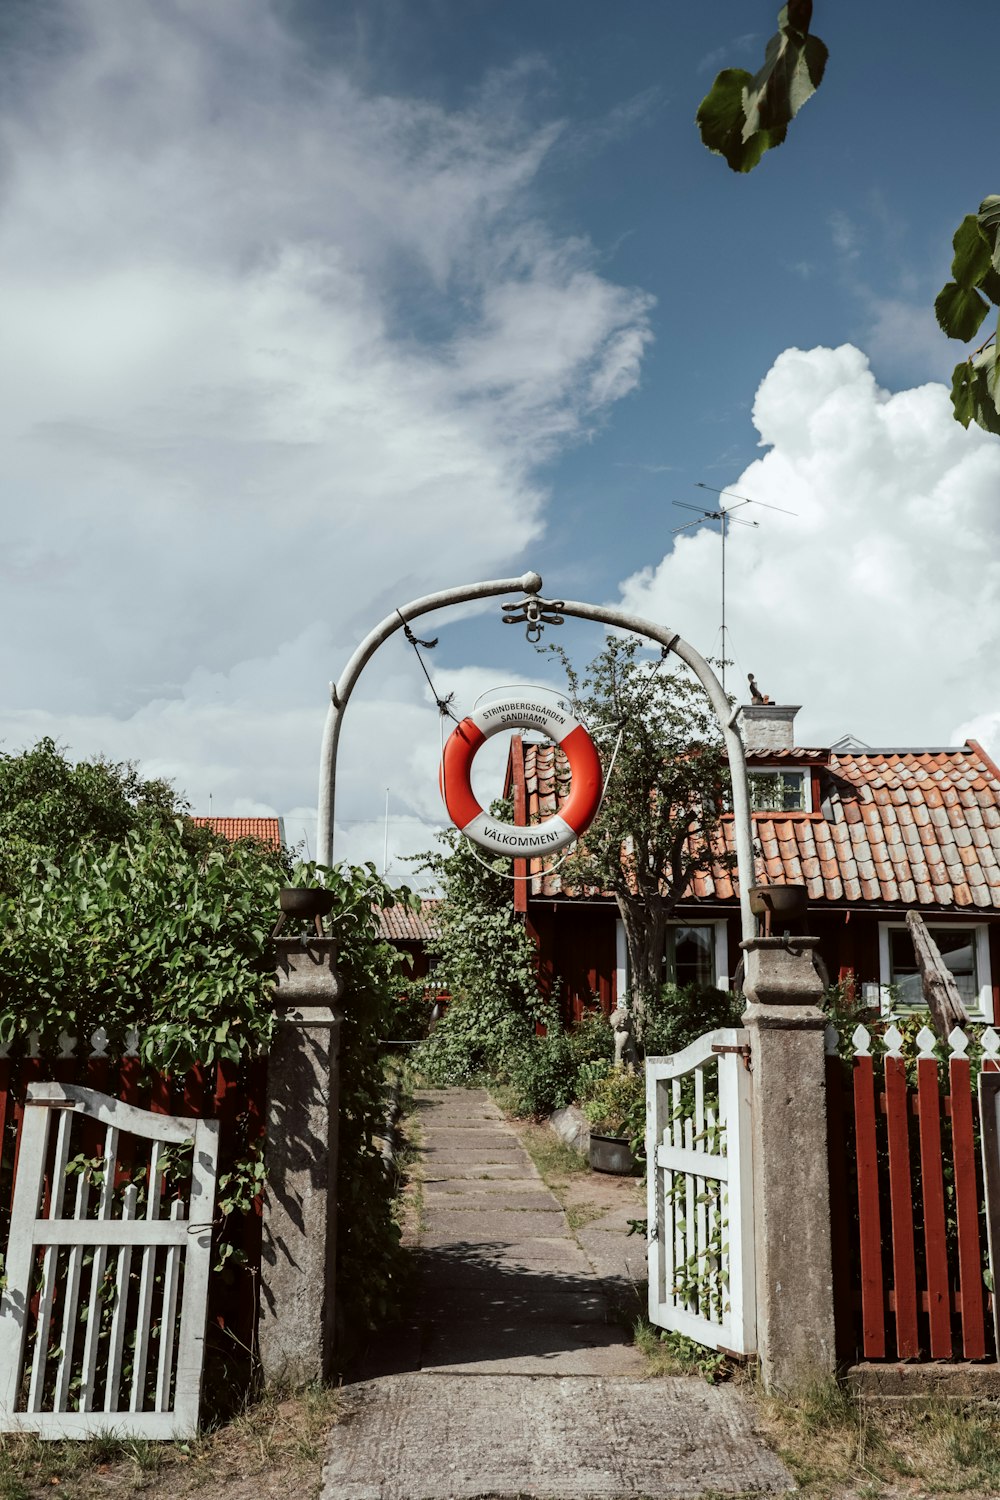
xmin=259 ymin=936 xmax=344 ymax=1385
xmin=741 ymin=936 xmax=836 ymax=1392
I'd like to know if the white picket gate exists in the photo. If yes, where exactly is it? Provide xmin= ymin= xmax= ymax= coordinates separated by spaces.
xmin=646 ymin=1027 xmax=756 ymax=1356
xmin=0 ymin=1083 xmax=219 ymax=1439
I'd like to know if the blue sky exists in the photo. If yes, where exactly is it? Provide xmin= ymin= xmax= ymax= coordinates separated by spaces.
xmin=2 ymin=1 xmax=999 ymax=879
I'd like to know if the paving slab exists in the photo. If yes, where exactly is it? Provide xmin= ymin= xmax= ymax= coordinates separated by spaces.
xmin=416 ymin=1287 xmax=611 ymax=1323
xmin=424 ymin=1193 xmax=563 ymax=1213
xmin=421 ymin=1162 xmax=534 ymax=1180
xmin=419 ymin=1128 xmax=520 ymax=1149
xmin=421 ymin=1318 xmax=647 ymax=1377
xmin=422 ymin=1209 xmax=571 ymax=1240
xmin=322 ymin=1373 xmax=793 ymax=1499
xmin=424 ymin=1176 xmax=552 ymax=1195
xmin=575 ymin=1225 xmax=648 ymax=1285
xmin=419 ymin=1147 xmax=527 ymax=1163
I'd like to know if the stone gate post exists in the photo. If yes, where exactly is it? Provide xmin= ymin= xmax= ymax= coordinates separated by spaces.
xmin=258 ymin=935 xmax=344 ymax=1384
xmin=741 ymin=936 xmax=837 ymax=1392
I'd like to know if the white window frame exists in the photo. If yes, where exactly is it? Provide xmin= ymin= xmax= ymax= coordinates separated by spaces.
xmin=747 ymin=766 xmax=812 ymax=813
xmin=615 ymin=918 xmax=730 ymax=1004
xmin=876 ymin=921 xmax=993 ymax=1022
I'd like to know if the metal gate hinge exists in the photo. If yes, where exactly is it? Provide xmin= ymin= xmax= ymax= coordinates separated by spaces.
xmin=711 ymin=1043 xmax=752 ymax=1070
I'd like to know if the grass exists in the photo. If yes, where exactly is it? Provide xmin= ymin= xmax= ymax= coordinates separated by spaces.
xmin=564 ymin=1203 xmax=605 ymax=1231
xmin=753 ymin=1375 xmax=1000 ymax=1497
xmin=503 ymin=1116 xmax=589 ymax=1191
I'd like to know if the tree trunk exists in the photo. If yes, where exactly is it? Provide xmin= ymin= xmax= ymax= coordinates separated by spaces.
xmin=905 ymin=910 xmax=970 ymax=1039
xmin=617 ymin=893 xmax=668 ymax=1047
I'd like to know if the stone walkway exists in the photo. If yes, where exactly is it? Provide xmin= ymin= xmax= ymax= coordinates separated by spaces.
xmin=322 ymin=1087 xmax=791 ymax=1500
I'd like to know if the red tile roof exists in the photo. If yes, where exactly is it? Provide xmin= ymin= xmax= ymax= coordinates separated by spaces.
xmin=378 ymin=899 xmax=442 ymax=943
xmin=190 ymin=816 xmax=285 ymax=850
xmin=516 ymin=740 xmax=1000 ymax=912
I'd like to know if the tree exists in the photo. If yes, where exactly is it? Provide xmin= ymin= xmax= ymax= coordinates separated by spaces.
xmin=0 ymin=736 xmax=181 ymax=894
xmin=550 ymin=636 xmax=735 ymax=1043
xmin=412 ymin=816 xmax=545 ymax=1084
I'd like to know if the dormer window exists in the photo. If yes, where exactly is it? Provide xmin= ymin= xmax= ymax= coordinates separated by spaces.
xmin=748 ymin=768 xmax=809 ymax=812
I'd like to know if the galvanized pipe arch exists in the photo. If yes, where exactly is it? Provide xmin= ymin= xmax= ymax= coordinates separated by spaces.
xmin=317 ymin=573 xmax=755 ymax=942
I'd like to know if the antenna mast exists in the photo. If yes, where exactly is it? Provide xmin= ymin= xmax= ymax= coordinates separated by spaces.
xmin=671 ymin=483 xmax=798 ymax=694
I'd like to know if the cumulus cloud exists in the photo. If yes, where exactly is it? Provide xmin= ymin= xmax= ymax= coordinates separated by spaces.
xmin=618 ymin=345 xmax=1000 ymax=757
xmin=0 ymin=0 xmax=652 ymax=875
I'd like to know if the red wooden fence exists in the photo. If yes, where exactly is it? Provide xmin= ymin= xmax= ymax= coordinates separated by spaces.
xmin=828 ymin=1021 xmax=996 ymax=1363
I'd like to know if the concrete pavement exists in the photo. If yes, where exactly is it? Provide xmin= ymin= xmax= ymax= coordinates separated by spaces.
xmin=322 ymin=1086 xmax=792 ymax=1500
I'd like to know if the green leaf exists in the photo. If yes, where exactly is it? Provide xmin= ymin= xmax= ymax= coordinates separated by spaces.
xmin=950 ymin=341 xmax=1000 ymax=436
xmin=935 ymin=281 xmax=989 ymax=343
xmin=695 ymin=3 xmax=827 ymax=173
xmin=696 ymin=69 xmax=776 ymax=173
xmin=951 ymin=215 xmax=993 ymax=287
xmin=742 ymin=21 xmax=828 ymax=140
xmin=978 ymin=195 xmax=1000 ymax=270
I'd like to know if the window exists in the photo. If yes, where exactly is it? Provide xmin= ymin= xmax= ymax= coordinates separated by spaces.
xmin=748 ymin=768 xmax=808 ymax=812
xmin=614 ymin=919 xmax=730 ymax=1004
xmin=877 ymin=922 xmax=993 ymax=1020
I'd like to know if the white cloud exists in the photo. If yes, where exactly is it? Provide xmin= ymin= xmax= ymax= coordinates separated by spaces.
xmin=618 ymin=344 xmax=1000 ymax=759
xmin=0 ymin=0 xmax=652 ymax=873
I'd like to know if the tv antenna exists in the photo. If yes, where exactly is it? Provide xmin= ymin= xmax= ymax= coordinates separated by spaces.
xmin=672 ymin=482 xmax=798 ymax=693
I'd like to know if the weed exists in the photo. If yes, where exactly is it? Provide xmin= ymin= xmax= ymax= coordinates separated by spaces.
xmin=507 ymin=1118 xmax=588 ymax=1189
xmin=564 ymin=1203 xmax=604 ymax=1231
xmin=632 ymin=1316 xmax=728 ymax=1383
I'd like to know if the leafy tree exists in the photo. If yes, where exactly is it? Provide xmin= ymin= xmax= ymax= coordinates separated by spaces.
xmin=550 ymin=636 xmax=735 ymax=1043
xmin=0 ymin=736 xmax=181 ymax=894
xmin=411 ymin=816 xmax=544 ymax=1083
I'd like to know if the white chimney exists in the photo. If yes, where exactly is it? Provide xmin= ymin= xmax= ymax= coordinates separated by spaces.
xmin=739 ymin=703 xmax=801 ymax=753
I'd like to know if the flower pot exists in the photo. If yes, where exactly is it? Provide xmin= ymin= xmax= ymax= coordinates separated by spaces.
xmin=279 ymin=887 xmax=336 ymax=919
xmin=748 ymin=883 xmax=808 ymax=935
xmin=589 ymin=1133 xmax=635 ymax=1175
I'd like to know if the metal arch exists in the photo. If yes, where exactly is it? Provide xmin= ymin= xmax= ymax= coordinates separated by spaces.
xmin=316 ymin=572 xmax=544 ymax=867
xmin=316 ymin=572 xmax=755 ymax=942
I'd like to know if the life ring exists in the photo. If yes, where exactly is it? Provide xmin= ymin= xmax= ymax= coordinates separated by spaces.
xmin=439 ymin=689 xmax=603 ymax=858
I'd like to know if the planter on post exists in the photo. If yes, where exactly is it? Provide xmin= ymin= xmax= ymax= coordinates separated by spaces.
xmin=259 ymin=891 xmax=344 ymax=1385
xmin=741 ymin=934 xmax=836 ymax=1393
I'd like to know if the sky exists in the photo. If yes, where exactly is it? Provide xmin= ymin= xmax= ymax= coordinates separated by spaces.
xmin=2 ymin=0 xmax=999 ymax=886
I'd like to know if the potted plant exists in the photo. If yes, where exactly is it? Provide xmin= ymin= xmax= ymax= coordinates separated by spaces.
xmin=580 ymin=1066 xmax=645 ymax=1174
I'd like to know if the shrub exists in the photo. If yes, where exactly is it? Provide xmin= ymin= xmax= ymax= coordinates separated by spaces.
xmin=0 ymin=743 xmax=416 ymax=1374
xmin=579 ymin=1066 xmax=645 ymax=1139
xmin=642 ymin=982 xmax=743 ymax=1058
xmin=410 ymin=816 xmax=546 ymax=1084
xmin=505 ymin=1007 xmax=617 ymax=1118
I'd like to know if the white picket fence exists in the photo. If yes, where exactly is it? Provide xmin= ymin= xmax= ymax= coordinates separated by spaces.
xmin=0 ymin=1083 xmax=218 ymax=1439
xmin=646 ymin=1027 xmax=756 ymax=1356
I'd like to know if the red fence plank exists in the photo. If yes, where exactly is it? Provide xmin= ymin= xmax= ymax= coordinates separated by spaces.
xmin=884 ymin=1055 xmax=919 ymax=1357
xmin=825 ymin=1052 xmax=856 ymax=1362
xmin=950 ymin=1053 xmax=987 ymax=1359
xmin=853 ymin=1051 xmax=886 ymax=1358
xmin=917 ymin=1054 xmax=952 ymax=1358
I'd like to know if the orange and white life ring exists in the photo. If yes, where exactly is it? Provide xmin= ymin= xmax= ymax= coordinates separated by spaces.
xmin=439 ymin=689 xmax=603 ymax=858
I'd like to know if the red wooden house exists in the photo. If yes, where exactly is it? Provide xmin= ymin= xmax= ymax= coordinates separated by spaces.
xmin=503 ymin=700 xmax=1000 ymax=1025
